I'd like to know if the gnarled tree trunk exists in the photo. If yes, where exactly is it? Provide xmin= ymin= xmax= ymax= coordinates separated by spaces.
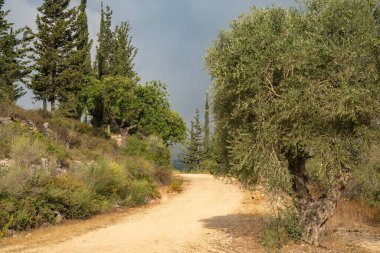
xmin=119 ymin=124 xmax=137 ymax=146
xmin=288 ymin=153 xmax=352 ymax=245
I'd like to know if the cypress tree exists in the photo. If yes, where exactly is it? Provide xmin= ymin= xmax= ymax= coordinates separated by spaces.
xmin=203 ymin=93 xmax=210 ymax=158
xmin=111 ymin=22 xmax=138 ymax=79
xmin=0 ymin=0 xmax=31 ymax=101
xmin=193 ymin=108 xmax=203 ymax=167
xmin=181 ymin=109 xmax=203 ymax=171
xmin=58 ymin=0 xmax=92 ymax=118
xmin=77 ymin=0 xmax=91 ymax=74
xmin=31 ymin=0 xmax=77 ymax=112
xmin=95 ymin=3 xmax=114 ymax=79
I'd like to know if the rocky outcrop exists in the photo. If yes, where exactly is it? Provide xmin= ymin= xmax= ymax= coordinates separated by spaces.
xmin=0 ymin=117 xmax=11 ymax=125
xmin=21 ymin=120 xmax=38 ymax=132
xmin=0 ymin=159 xmax=12 ymax=173
xmin=43 ymin=122 xmax=50 ymax=137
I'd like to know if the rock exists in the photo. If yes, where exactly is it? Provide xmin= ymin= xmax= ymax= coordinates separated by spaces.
xmin=41 ymin=158 xmax=49 ymax=171
xmin=22 ymin=120 xmax=38 ymax=132
xmin=0 ymin=117 xmax=11 ymax=125
xmin=42 ymin=122 xmax=50 ymax=137
xmin=0 ymin=159 xmax=11 ymax=173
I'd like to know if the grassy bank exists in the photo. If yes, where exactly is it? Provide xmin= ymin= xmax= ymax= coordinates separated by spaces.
xmin=0 ymin=104 xmax=176 ymax=237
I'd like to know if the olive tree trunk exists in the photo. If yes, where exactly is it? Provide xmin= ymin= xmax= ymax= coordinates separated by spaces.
xmin=288 ymin=154 xmax=352 ymax=245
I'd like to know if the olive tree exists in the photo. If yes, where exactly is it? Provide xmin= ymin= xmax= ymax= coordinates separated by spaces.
xmin=205 ymin=0 xmax=380 ymax=245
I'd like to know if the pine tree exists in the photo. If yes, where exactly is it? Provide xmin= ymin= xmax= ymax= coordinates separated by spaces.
xmin=203 ymin=93 xmax=210 ymax=158
xmin=95 ymin=3 xmax=114 ymax=79
xmin=193 ymin=108 xmax=203 ymax=167
xmin=31 ymin=0 xmax=77 ymax=112
xmin=110 ymin=22 xmax=138 ymax=79
xmin=181 ymin=109 xmax=203 ymax=171
xmin=0 ymin=0 xmax=31 ymax=101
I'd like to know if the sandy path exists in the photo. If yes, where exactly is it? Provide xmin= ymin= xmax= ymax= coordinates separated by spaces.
xmin=1 ymin=174 xmax=244 ymax=253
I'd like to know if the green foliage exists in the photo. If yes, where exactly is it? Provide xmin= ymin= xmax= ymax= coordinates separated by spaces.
xmin=31 ymin=0 xmax=78 ymax=112
xmin=199 ymin=159 xmax=219 ymax=174
xmin=181 ymin=109 xmax=203 ymax=171
xmin=261 ymin=209 xmax=303 ymax=249
xmin=145 ymin=135 xmax=172 ymax=166
xmin=111 ymin=21 xmax=138 ymax=79
xmin=95 ymin=3 xmax=114 ymax=79
xmin=124 ymin=135 xmax=148 ymax=156
xmin=72 ymin=161 xmax=127 ymax=198
xmin=57 ymin=0 xmax=92 ymax=119
xmin=82 ymin=77 xmax=186 ymax=144
xmin=0 ymin=1 xmax=31 ymax=101
xmin=206 ymin=0 xmax=380 ymax=196
xmin=0 ymin=198 xmax=14 ymax=238
xmin=10 ymin=135 xmax=48 ymax=167
xmin=124 ymin=179 xmax=156 ymax=206
xmin=170 ymin=178 xmax=184 ymax=193
xmin=124 ymin=135 xmax=172 ymax=167
xmin=136 ymin=81 xmax=186 ymax=144
xmin=0 ymin=163 xmax=102 ymax=230
xmin=0 ymin=123 xmax=26 ymax=159
xmin=206 ymin=0 xmax=380 ymax=244
xmin=0 ymin=106 xmax=176 ymax=234
xmin=203 ymin=93 xmax=210 ymax=158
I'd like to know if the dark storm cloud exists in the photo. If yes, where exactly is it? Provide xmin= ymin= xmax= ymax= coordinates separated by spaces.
xmin=5 ymin=0 xmax=296 ymax=123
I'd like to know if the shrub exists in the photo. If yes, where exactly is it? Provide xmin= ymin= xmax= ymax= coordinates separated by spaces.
xmin=153 ymin=166 xmax=172 ymax=185
xmin=0 ymin=124 xmax=27 ymax=159
xmin=170 ymin=178 xmax=184 ymax=193
xmin=199 ymin=159 xmax=219 ymax=174
xmin=42 ymin=176 xmax=102 ymax=219
xmin=123 ymin=135 xmax=171 ymax=167
xmin=71 ymin=160 xmax=127 ymax=198
xmin=124 ymin=135 xmax=148 ymax=156
xmin=0 ymin=197 xmax=15 ymax=238
xmin=261 ymin=209 xmax=303 ymax=249
xmin=124 ymin=179 xmax=156 ymax=206
xmin=124 ymin=156 xmax=154 ymax=183
xmin=0 ymin=164 xmax=29 ymax=197
xmin=146 ymin=136 xmax=171 ymax=166
xmin=10 ymin=135 xmax=48 ymax=167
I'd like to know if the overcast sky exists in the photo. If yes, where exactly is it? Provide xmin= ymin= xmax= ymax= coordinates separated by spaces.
xmin=4 ymin=0 xmax=295 ymax=125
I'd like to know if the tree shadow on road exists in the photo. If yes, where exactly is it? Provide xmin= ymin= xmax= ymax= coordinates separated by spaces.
xmin=200 ymin=213 xmax=272 ymax=253
xmin=201 ymin=213 xmax=271 ymax=237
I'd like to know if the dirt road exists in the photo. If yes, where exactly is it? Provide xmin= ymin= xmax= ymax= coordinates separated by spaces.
xmin=1 ymin=174 xmax=245 ymax=253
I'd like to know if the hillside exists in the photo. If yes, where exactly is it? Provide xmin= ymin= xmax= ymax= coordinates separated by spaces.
xmin=0 ymin=102 xmax=180 ymax=237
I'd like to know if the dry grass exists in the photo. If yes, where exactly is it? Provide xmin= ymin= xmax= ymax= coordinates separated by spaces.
xmin=330 ymin=199 xmax=380 ymax=228
xmin=169 ymin=177 xmax=184 ymax=193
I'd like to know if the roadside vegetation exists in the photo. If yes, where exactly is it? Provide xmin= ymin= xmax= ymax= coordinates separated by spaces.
xmin=0 ymin=0 xmax=186 ymax=237
xmin=0 ymin=103 xmax=182 ymax=236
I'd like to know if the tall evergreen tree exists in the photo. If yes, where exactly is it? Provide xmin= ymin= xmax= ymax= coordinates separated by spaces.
xmin=110 ymin=22 xmax=138 ymax=79
xmin=76 ymin=0 xmax=92 ymax=75
xmin=30 ymin=0 xmax=77 ymax=112
xmin=181 ymin=109 xmax=203 ymax=171
xmin=95 ymin=3 xmax=114 ymax=79
xmin=0 ymin=0 xmax=31 ymax=101
xmin=203 ymin=93 xmax=210 ymax=158
xmin=58 ymin=0 xmax=92 ymax=118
